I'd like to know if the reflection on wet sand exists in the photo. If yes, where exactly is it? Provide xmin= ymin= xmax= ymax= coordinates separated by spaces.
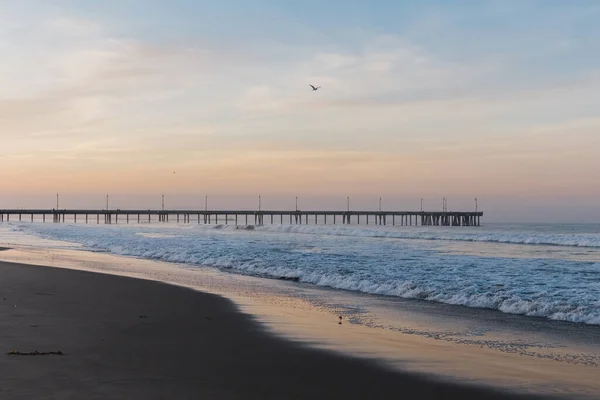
xmin=1 ymin=245 xmax=599 ymax=398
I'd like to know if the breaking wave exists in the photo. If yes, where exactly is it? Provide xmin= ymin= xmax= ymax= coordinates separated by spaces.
xmin=6 ymin=222 xmax=600 ymax=325
xmin=250 ymin=224 xmax=600 ymax=248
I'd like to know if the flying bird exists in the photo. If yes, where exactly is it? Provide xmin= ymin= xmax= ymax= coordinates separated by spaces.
xmin=309 ymin=84 xmax=321 ymax=91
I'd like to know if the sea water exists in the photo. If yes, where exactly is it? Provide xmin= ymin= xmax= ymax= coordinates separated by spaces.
xmin=1 ymin=221 xmax=599 ymax=325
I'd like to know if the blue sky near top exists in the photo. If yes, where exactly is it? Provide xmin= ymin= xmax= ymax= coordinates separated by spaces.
xmin=0 ymin=1 xmax=599 ymax=221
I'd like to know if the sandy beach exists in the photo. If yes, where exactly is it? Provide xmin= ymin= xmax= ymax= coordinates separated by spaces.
xmin=0 ymin=259 xmax=552 ymax=399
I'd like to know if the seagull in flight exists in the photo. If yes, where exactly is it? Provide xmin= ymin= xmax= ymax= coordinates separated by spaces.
xmin=309 ymin=84 xmax=321 ymax=91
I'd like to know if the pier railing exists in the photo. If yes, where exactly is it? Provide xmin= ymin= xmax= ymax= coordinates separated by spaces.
xmin=0 ymin=209 xmax=482 ymax=226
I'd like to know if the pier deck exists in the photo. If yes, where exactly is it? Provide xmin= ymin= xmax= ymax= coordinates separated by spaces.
xmin=0 ymin=209 xmax=482 ymax=226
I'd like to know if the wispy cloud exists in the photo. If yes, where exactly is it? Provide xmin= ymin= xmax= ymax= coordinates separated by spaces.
xmin=0 ymin=1 xmax=599 ymax=220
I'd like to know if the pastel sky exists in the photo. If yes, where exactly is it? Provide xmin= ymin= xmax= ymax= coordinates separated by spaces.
xmin=1 ymin=0 xmax=599 ymax=222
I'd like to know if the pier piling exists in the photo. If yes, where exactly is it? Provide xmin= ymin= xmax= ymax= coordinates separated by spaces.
xmin=0 ymin=209 xmax=483 ymax=227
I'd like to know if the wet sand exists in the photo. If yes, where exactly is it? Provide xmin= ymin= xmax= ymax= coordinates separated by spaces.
xmin=0 ymin=261 xmax=549 ymax=399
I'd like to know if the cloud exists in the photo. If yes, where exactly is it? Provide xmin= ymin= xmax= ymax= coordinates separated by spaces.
xmin=46 ymin=15 xmax=102 ymax=37
xmin=0 ymin=2 xmax=599 ymax=217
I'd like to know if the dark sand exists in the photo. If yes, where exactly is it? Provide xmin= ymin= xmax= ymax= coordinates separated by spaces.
xmin=0 ymin=261 xmax=552 ymax=399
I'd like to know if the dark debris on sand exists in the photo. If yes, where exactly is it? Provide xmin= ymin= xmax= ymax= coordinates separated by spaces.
xmin=7 ymin=350 xmax=64 ymax=356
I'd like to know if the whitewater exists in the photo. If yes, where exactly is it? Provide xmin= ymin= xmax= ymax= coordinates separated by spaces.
xmin=3 ymin=222 xmax=600 ymax=325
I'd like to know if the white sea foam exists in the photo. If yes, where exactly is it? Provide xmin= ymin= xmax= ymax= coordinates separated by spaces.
xmin=3 ymin=222 xmax=600 ymax=325
xmin=249 ymin=224 xmax=600 ymax=248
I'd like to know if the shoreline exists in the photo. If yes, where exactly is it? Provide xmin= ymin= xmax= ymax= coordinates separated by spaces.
xmin=0 ymin=260 xmax=546 ymax=399
xmin=1 ymin=245 xmax=599 ymax=398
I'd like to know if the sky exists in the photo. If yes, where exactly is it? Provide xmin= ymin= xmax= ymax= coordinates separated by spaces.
xmin=1 ymin=0 xmax=599 ymax=222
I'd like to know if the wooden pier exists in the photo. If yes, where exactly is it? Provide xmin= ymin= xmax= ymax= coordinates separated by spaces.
xmin=0 ymin=209 xmax=482 ymax=226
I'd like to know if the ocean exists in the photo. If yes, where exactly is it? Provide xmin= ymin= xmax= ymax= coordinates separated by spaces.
xmin=2 ymin=221 xmax=599 ymax=326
